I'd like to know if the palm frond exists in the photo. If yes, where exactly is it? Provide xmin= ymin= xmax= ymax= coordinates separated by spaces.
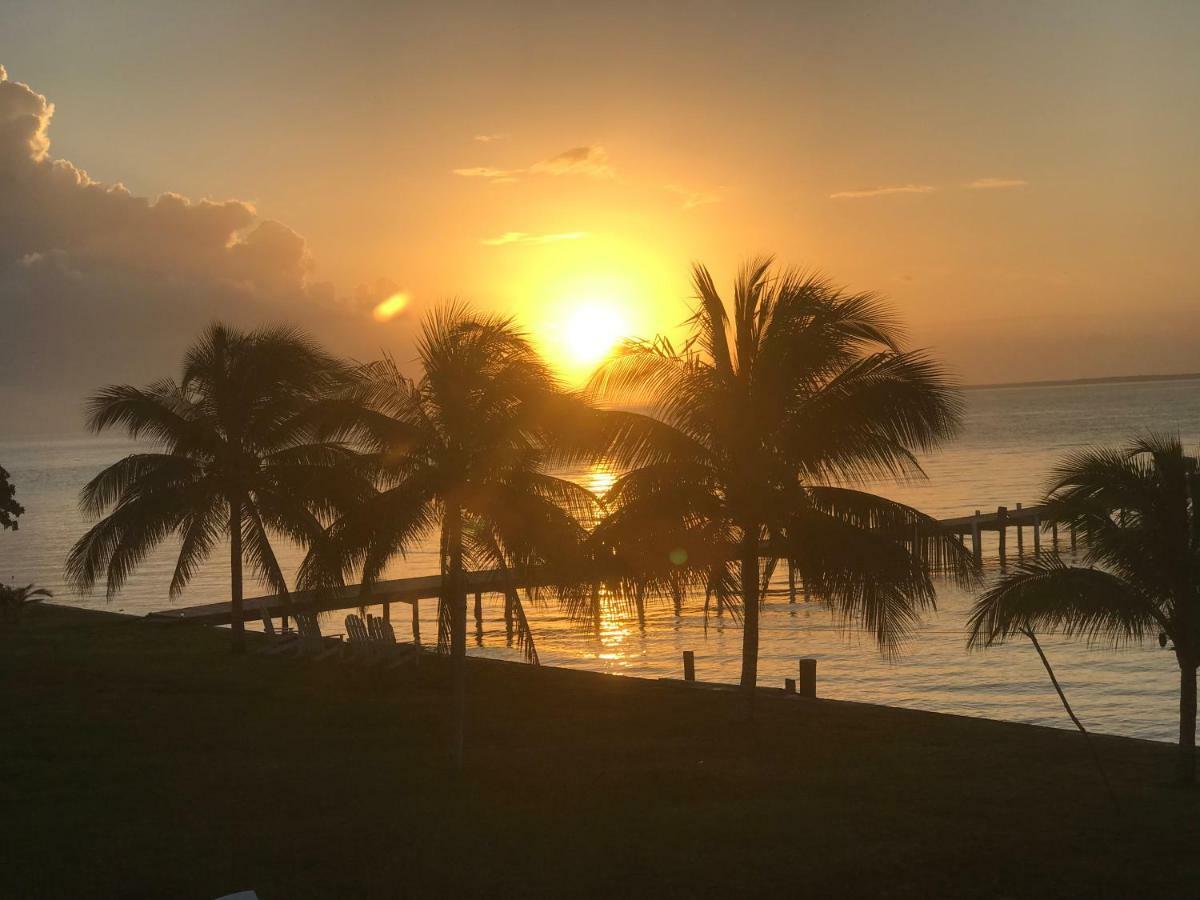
xmin=966 ymin=554 xmax=1163 ymax=650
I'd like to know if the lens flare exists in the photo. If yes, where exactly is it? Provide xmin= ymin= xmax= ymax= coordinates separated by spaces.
xmin=372 ymin=291 xmax=410 ymax=323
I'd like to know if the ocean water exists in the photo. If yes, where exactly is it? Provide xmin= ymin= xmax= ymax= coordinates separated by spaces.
xmin=3 ymin=378 xmax=1199 ymax=742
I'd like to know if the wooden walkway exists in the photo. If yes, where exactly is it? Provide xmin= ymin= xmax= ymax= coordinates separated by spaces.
xmin=148 ymin=501 xmax=1076 ymax=628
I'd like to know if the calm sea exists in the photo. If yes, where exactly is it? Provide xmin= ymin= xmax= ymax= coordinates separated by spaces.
xmin=3 ymin=378 xmax=1199 ymax=742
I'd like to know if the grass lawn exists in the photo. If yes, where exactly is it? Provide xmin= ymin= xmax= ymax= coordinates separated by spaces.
xmin=4 ymin=604 xmax=1198 ymax=899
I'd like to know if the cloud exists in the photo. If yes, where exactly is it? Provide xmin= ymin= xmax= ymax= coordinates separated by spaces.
xmin=480 ymin=231 xmax=589 ymax=246
xmin=664 ymin=184 xmax=723 ymax=210
xmin=472 ymin=133 xmax=509 ymax=143
xmin=829 ymin=184 xmax=937 ymax=199
xmin=0 ymin=65 xmax=395 ymax=435
xmin=967 ymin=177 xmax=1028 ymax=190
xmin=453 ymin=145 xmax=613 ymax=183
xmin=527 ymin=146 xmax=613 ymax=178
xmin=451 ymin=165 xmax=523 ymax=182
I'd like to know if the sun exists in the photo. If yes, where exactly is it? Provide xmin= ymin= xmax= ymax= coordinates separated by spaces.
xmin=561 ymin=302 xmax=627 ymax=367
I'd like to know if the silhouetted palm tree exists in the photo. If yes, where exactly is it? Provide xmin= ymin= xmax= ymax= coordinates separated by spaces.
xmin=590 ymin=259 xmax=973 ymax=696
xmin=67 ymin=323 xmax=365 ymax=653
xmin=969 ymin=435 xmax=1200 ymax=785
xmin=0 ymin=583 xmax=51 ymax=623
xmin=301 ymin=305 xmax=598 ymax=768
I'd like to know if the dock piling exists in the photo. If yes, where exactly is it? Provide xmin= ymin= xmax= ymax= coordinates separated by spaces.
xmin=1016 ymin=503 xmax=1024 ymax=555
xmin=784 ymin=677 xmax=796 ymax=694
xmin=411 ymin=599 xmax=421 ymax=646
xmin=971 ymin=511 xmax=982 ymax=566
xmin=997 ymin=506 xmax=1008 ymax=565
xmin=683 ymin=650 xmax=696 ymax=682
xmin=798 ymin=658 xmax=817 ymax=698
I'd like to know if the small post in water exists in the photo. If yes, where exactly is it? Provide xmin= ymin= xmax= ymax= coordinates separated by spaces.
xmin=411 ymin=599 xmax=421 ymax=646
xmin=798 ymin=658 xmax=817 ymax=698
xmin=683 ymin=650 xmax=696 ymax=682
xmin=971 ymin=511 xmax=982 ymax=566
xmin=997 ymin=506 xmax=1008 ymax=565
xmin=784 ymin=677 xmax=796 ymax=694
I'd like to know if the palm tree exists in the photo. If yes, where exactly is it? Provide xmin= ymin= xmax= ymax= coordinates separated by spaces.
xmin=67 ymin=323 xmax=366 ymax=653
xmin=590 ymin=259 xmax=974 ymax=696
xmin=0 ymin=583 xmax=52 ymax=623
xmin=301 ymin=305 xmax=599 ymax=769
xmin=968 ymin=434 xmax=1200 ymax=786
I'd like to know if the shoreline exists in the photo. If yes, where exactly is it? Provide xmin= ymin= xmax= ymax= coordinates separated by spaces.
xmin=47 ymin=600 xmax=1180 ymax=748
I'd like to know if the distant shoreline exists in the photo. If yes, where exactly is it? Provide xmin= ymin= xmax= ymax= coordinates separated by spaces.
xmin=965 ymin=372 xmax=1200 ymax=391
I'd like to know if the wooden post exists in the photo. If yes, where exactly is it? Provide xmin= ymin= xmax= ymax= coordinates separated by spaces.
xmin=784 ymin=677 xmax=796 ymax=693
xmin=411 ymin=599 xmax=421 ymax=646
xmin=1016 ymin=503 xmax=1024 ymax=555
xmin=1070 ymin=522 xmax=1078 ymax=551
xmin=383 ymin=601 xmax=391 ymax=624
xmin=504 ymin=592 xmax=514 ymax=644
xmin=798 ymin=658 xmax=817 ymax=698
xmin=997 ymin=506 xmax=1008 ymax=565
xmin=683 ymin=650 xmax=696 ymax=682
xmin=1052 ymin=521 xmax=1059 ymax=548
xmin=971 ymin=511 xmax=982 ymax=566
xmin=474 ymin=591 xmax=483 ymax=646
xmin=1033 ymin=514 xmax=1041 ymax=553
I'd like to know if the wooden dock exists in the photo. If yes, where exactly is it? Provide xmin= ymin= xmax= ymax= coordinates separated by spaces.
xmin=931 ymin=502 xmax=1075 ymax=566
xmin=148 ymin=501 xmax=1075 ymax=629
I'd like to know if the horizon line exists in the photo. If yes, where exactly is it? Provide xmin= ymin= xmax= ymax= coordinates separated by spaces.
xmin=964 ymin=371 xmax=1200 ymax=391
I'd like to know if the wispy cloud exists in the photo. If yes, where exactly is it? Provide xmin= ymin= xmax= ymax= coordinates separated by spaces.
xmin=481 ymin=231 xmax=590 ymax=247
xmin=664 ymin=184 xmax=723 ymax=210
xmin=453 ymin=145 xmax=613 ymax=183
xmin=473 ymin=133 xmax=510 ymax=143
xmin=451 ymin=166 xmax=522 ymax=182
xmin=527 ymin=146 xmax=613 ymax=178
xmin=830 ymin=184 xmax=937 ymax=200
xmin=967 ymin=177 xmax=1028 ymax=190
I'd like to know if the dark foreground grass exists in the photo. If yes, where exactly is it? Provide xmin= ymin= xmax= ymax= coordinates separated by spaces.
xmin=3 ymin=605 xmax=1198 ymax=899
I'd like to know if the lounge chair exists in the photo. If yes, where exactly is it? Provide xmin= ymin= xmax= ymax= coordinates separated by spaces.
xmin=344 ymin=614 xmax=377 ymax=662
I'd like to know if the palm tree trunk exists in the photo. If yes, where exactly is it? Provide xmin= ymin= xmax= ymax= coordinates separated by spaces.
xmin=739 ymin=529 xmax=761 ymax=694
xmin=445 ymin=506 xmax=467 ymax=771
xmin=1178 ymin=658 xmax=1197 ymax=786
xmin=229 ymin=499 xmax=245 ymax=655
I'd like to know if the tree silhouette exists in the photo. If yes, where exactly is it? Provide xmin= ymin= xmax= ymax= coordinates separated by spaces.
xmin=67 ymin=323 xmax=367 ymax=653
xmin=969 ymin=434 xmax=1200 ymax=785
xmin=590 ymin=259 xmax=974 ymax=697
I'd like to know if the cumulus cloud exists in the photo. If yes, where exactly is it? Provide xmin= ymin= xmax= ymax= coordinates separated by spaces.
xmin=829 ymin=184 xmax=937 ymax=199
xmin=480 ymin=231 xmax=589 ymax=246
xmin=0 ymin=67 xmax=313 ymax=294
xmin=967 ymin=177 xmax=1028 ymax=190
xmin=664 ymin=184 xmax=723 ymax=210
xmin=453 ymin=145 xmax=613 ymax=183
xmin=0 ymin=65 xmax=394 ymax=434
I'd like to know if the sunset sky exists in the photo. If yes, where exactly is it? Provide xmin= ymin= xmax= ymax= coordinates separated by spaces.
xmin=2 ymin=1 xmax=1198 ymax=433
